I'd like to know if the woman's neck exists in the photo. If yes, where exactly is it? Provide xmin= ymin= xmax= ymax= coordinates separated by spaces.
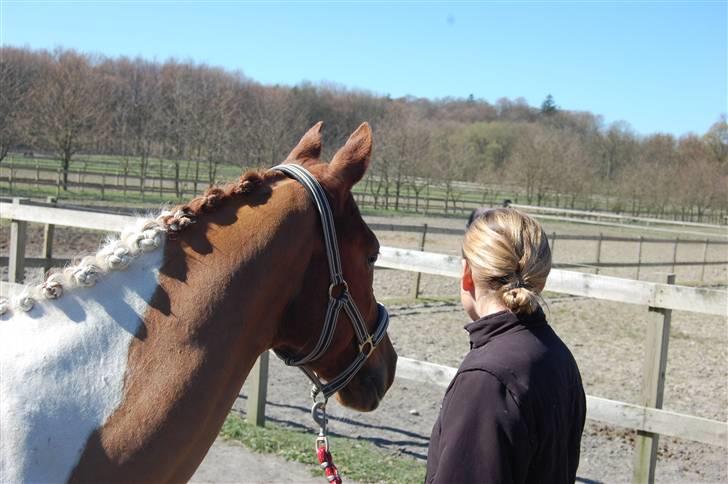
xmin=474 ymin=294 xmax=509 ymax=319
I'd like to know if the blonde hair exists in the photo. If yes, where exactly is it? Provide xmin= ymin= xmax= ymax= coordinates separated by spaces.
xmin=462 ymin=208 xmax=551 ymax=315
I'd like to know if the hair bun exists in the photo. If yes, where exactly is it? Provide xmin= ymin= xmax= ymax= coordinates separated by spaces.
xmin=502 ymin=286 xmax=535 ymax=314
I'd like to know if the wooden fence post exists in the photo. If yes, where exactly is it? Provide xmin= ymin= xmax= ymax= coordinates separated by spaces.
xmin=671 ymin=237 xmax=679 ymax=274
xmin=425 ymin=184 xmax=430 ymax=215
xmin=247 ymin=350 xmax=269 ymax=427
xmin=700 ymin=238 xmax=709 ymax=282
xmin=411 ymin=224 xmax=429 ymax=300
xmin=42 ymin=197 xmax=57 ymax=274
xmin=631 ymin=273 xmax=675 ymax=484
xmin=9 ymin=198 xmax=28 ymax=284
xmin=595 ymin=233 xmax=603 ymax=275
xmin=636 ymin=236 xmax=644 ymax=280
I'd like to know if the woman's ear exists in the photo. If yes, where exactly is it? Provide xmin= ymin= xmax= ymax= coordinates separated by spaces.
xmin=460 ymin=259 xmax=479 ymax=321
xmin=461 ymin=259 xmax=475 ymax=294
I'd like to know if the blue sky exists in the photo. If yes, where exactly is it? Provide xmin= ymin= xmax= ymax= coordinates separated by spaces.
xmin=1 ymin=1 xmax=725 ymax=136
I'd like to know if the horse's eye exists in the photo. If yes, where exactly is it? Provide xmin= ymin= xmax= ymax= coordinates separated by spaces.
xmin=367 ymin=253 xmax=379 ymax=266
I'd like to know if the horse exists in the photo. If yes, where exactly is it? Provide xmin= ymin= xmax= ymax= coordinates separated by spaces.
xmin=0 ymin=122 xmax=398 ymax=483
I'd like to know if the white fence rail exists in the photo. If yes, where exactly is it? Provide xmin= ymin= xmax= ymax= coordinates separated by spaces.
xmin=511 ymin=203 xmax=726 ymax=230
xmin=396 ymin=357 xmax=726 ymax=448
xmin=377 ymin=247 xmax=727 ymax=317
xmin=511 ymin=203 xmax=728 ymax=238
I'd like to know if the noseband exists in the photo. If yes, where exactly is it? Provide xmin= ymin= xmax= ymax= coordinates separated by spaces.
xmin=269 ymin=164 xmax=390 ymax=402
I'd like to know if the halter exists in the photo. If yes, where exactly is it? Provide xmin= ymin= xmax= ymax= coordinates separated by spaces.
xmin=269 ymin=163 xmax=390 ymax=402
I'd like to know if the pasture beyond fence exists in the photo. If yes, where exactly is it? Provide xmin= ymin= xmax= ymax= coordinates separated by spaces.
xmin=1 ymin=201 xmax=727 ymax=484
xmin=3 ymin=156 xmax=728 ymax=226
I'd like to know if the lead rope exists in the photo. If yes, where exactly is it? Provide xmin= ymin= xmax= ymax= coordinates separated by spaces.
xmin=312 ymin=399 xmax=342 ymax=484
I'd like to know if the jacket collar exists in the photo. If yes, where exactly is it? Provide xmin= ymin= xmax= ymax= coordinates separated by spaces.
xmin=464 ymin=307 xmax=547 ymax=349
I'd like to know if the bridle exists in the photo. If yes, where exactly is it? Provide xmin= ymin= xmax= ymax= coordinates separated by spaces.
xmin=269 ymin=163 xmax=390 ymax=404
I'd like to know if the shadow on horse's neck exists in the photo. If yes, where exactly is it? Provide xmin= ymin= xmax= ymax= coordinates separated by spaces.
xmin=155 ymin=177 xmax=315 ymax=361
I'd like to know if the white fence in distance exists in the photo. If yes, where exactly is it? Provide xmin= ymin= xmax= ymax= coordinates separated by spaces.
xmin=511 ymin=203 xmax=728 ymax=239
xmin=377 ymin=247 xmax=726 ymax=317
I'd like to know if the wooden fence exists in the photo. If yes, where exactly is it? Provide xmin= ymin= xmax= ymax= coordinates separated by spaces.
xmin=368 ymin=222 xmax=728 ymax=284
xmin=509 ymin=203 xmax=728 ymax=238
xmin=377 ymin=247 xmax=726 ymax=483
xmin=1 ymin=202 xmax=727 ymax=484
xmin=2 ymin=200 xmax=726 ymax=284
xmin=3 ymin=159 xmax=728 ymax=224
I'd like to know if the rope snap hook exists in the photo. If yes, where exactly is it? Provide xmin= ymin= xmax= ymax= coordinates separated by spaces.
xmin=311 ymin=400 xmax=328 ymax=435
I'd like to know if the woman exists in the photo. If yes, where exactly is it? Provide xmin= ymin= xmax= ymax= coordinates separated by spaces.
xmin=425 ymin=208 xmax=586 ymax=483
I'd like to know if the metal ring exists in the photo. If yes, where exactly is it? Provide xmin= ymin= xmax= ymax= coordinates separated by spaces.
xmin=328 ymin=281 xmax=349 ymax=299
xmin=358 ymin=336 xmax=375 ymax=358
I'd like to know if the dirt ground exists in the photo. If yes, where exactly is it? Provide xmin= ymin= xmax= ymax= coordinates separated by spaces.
xmin=234 ymin=295 xmax=726 ymax=483
xmin=192 ymin=438 xmax=331 ymax=484
xmin=1 ymin=212 xmax=726 ymax=483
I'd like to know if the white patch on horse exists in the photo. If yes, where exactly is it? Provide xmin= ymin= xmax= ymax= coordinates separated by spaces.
xmin=0 ymin=243 xmax=165 ymax=483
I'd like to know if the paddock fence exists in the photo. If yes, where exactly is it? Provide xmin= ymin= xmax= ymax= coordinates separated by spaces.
xmin=508 ymin=203 xmax=728 ymax=239
xmin=1 ymin=201 xmax=727 ymax=484
xmin=1 ymin=198 xmax=726 ymax=286
xmin=3 ymin=158 xmax=728 ymax=225
xmin=368 ymin=222 xmax=728 ymax=283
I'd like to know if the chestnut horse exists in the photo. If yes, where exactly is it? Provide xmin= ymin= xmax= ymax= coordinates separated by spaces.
xmin=0 ymin=123 xmax=397 ymax=482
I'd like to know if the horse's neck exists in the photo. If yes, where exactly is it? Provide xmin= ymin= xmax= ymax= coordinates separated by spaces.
xmin=71 ymin=193 xmax=316 ymax=482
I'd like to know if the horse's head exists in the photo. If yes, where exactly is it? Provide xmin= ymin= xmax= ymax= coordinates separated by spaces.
xmin=274 ymin=122 xmax=397 ymax=412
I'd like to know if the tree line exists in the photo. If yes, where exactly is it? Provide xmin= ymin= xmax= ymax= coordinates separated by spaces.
xmin=1 ymin=46 xmax=726 ymax=220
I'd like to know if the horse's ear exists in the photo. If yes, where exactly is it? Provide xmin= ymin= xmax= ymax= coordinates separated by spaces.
xmin=327 ymin=122 xmax=372 ymax=194
xmin=285 ymin=121 xmax=323 ymax=164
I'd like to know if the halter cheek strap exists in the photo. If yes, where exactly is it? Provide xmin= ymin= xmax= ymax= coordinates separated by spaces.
xmin=269 ymin=164 xmax=390 ymax=401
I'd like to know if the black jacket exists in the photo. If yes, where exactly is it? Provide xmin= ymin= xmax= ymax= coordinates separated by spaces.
xmin=425 ymin=308 xmax=586 ymax=484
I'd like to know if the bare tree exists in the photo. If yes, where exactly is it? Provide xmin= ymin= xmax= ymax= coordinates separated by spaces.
xmin=33 ymin=49 xmax=107 ymax=190
xmin=427 ymin=123 xmax=473 ymax=213
xmin=704 ymin=116 xmax=728 ymax=165
xmin=376 ymin=103 xmax=432 ymax=211
xmin=597 ymin=121 xmax=637 ymax=180
xmin=3 ymin=46 xmax=723 ymax=221
xmin=0 ymin=47 xmax=37 ymax=162
xmin=507 ymin=125 xmax=558 ymax=205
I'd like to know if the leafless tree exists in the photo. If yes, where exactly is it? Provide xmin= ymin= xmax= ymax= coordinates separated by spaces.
xmin=0 ymin=47 xmax=38 ymax=162
xmin=33 ymin=49 xmax=107 ymax=190
xmin=2 ymin=46 xmax=723 ymax=221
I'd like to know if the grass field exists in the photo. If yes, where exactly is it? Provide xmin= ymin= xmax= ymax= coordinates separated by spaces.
xmin=3 ymin=152 xmax=725 ymax=223
xmin=220 ymin=413 xmax=426 ymax=483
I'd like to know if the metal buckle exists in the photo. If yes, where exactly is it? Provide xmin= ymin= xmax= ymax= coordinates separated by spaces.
xmin=328 ymin=281 xmax=348 ymax=299
xmin=316 ymin=434 xmax=329 ymax=451
xmin=358 ymin=335 xmax=375 ymax=358
xmin=311 ymin=400 xmax=328 ymax=431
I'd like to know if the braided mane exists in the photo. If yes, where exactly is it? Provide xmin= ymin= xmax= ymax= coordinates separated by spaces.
xmin=0 ymin=170 xmax=282 ymax=318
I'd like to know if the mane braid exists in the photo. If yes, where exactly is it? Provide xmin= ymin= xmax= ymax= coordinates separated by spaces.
xmin=0 ymin=170 xmax=281 ymax=318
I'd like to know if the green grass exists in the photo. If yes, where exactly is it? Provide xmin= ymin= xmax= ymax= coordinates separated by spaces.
xmin=220 ymin=413 xmax=426 ymax=484
xmin=4 ymin=153 xmax=246 ymax=180
xmin=5 ymin=152 xmax=725 ymax=224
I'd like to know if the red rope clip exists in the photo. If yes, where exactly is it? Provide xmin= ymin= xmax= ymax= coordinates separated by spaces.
xmin=316 ymin=438 xmax=342 ymax=484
